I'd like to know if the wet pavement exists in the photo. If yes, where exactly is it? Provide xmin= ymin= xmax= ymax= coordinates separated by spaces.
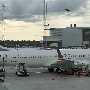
xmin=0 ymin=66 xmax=90 ymax=90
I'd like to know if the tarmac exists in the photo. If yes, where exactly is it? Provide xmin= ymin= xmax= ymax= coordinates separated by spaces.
xmin=0 ymin=66 xmax=90 ymax=90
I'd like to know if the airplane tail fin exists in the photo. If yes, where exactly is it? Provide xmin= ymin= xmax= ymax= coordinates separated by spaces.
xmin=57 ymin=49 xmax=63 ymax=60
xmin=57 ymin=49 xmax=64 ymax=64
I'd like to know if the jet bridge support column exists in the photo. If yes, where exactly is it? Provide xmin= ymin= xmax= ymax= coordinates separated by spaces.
xmin=0 ymin=57 xmax=5 ymax=82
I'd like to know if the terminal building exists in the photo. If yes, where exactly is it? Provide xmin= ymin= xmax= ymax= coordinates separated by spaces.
xmin=43 ymin=24 xmax=90 ymax=48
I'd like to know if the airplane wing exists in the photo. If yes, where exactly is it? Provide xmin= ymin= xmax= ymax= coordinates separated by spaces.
xmin=43 ymin=59 xmax=74 ymax=69
xmin=43 ymin=60 xmax=57 ymax=67
xmin=43 ymin=49 xmax=65 ymax=67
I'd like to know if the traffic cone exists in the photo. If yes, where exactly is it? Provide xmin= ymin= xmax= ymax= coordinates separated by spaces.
xmin=64 ymin=76 xmax=67 ymax=79
xmin=52 ymin=76 xmax=54 ymax=80
xmin=58 ymin=77 xmax=60 ymax=80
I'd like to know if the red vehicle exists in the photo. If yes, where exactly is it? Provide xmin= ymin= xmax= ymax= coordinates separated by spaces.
xmin=76 ymin=71 xmax=88 ymax=77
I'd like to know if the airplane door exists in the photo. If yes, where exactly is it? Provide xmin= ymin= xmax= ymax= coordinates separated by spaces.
xmin=3 ymin=54 xmax=7 ymax=63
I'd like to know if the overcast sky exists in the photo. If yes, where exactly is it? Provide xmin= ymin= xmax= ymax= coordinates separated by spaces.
xmin=0 ymin=0 xmax=90 ymax=40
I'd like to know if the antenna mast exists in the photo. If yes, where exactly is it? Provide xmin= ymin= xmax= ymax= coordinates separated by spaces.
xmin=2 ymin=4 xmax=6 ymax=46
xmin=43 ymin=0 xmax=49 ymax=47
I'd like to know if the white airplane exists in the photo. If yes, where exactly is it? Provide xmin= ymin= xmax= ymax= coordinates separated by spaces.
xmin=0 ymin=47 xmax=64 ymax=72
xmin=0 ymin=46 xmax=90 ymax=73
xmin=60 ymin=49 xmax=90 ymax=63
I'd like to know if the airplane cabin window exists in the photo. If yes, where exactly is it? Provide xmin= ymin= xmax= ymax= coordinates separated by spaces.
xmin=0 ymin=55 xmax=1 ymax=57
xmin=81 ymin=55 xmax=82 ymax=57
xmin=83 ymin=55 xmax=85 ymax=57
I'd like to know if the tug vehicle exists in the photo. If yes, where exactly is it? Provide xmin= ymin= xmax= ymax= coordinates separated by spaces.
xmin=16 ymin=63 xmax=29 ymax=76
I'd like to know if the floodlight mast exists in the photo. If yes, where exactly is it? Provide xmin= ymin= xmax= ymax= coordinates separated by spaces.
xmin=43 ymin=0 xmax=49 ymax=47
xmin=2 ymin=4 xmax=6 ymax=46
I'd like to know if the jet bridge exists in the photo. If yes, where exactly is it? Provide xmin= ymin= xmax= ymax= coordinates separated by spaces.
xmin=0 ymin=66 xmax=5 ymax=82
xmin=0 ymin=55 xmax=6 ymax=82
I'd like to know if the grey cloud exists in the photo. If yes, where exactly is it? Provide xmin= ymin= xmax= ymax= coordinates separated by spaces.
xmin=9 ymin=0 xmax=24 ymax=15
xmin=48 ymin=0 xmax=88 ymax=13
xmin=30 ymin=0 xmax=88 ymax=15
xmin=0 ymin=0 xmax=89 ymax=23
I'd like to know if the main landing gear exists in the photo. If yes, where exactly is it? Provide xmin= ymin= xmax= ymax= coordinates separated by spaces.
xmin=56 ymin=68 xmax=62 ymax=73
xmin=48 ymin=68 xmax=54 ymax=72
xmin=48 ymin=67 xmax=74 ymax=75
xmin=48 ymin=68 xmax=62 ymax=73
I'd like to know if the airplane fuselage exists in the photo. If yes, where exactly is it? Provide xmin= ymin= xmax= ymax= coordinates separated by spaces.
xmin=0 ymin=49 xmax=90 ymax=68
xmin=60 ymin=49 xmax=90 ymax=61
xmin=0 ymin=49 xmax=58 ymax=67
